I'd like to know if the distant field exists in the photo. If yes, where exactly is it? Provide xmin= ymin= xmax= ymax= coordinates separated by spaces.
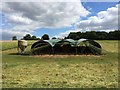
xmin=1 ymin=40 xmax=119 ymax=88
xmin=1 ymin=40 xmax=36 ymax=51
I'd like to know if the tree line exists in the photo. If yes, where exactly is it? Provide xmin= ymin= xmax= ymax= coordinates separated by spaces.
xmin=65 ymin=30 xmax=120 ymax=40
xmin=12 ymin=30 xmax=120 ymax=40
xmin=12 ymin=34 xmax=50 ymax=40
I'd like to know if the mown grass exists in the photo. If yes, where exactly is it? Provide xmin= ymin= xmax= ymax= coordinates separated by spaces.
xmin=1 ymin=40 xmax=119 ymax=88
xmin=1 ymin=40 xmax=36 ymax=51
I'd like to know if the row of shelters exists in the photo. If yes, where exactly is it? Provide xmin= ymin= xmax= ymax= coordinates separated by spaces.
xmin=31 ymin=39 xmax=102 ymax=55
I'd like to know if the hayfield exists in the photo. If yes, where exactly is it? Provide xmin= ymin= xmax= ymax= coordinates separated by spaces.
xmin=1 ymin=40 xmax=119 ymax=88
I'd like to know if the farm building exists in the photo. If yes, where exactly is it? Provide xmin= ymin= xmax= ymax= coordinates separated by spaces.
xmin=31 ymin=39 xmax=102 ymax=55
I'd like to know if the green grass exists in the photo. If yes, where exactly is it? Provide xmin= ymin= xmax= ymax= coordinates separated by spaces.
xmin=1 ymin=40 xmax=36 ymax=51
xmin=1 ymin=40 xmax=119 ymax=88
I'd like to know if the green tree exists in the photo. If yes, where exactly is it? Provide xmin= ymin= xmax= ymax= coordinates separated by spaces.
xmin=41 ymin=34 xmax=49 ymax=40
xmin=96 ymin=32 xmax=107 ymax=40
xmin=52 ymin=37 xmax=57 ymax=39
xmin=66 ymin=30 xmax=120 ymax=40
xmin=23 ymin=34 xmax=31 ymax=40
xmin=12 ymin=36 xmax=17 ymax=40
xmin=32 ymin=35 xmax=37 ymax=40
xmin=67 ymin=32 xmax=80 ymax=40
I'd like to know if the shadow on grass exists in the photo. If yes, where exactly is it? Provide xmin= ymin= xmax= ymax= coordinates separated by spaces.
xmin=9 ymin=53 xmax=30 ymax=56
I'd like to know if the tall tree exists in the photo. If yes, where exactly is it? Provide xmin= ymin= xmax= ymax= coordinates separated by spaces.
xmin=23 ymin=34 xmax=31 ymax=40
xmin=52 ymin=37 xmax=57 ymax=39
xmin=12 ymin=36 xmax=17 ymax=40
xmin=41 ymin=34 xmax=50 ymax=40
xmin=31 ymin=35 xmax=37 ymax=40
xmin=66 ymin=30 xmax=120 ymax=40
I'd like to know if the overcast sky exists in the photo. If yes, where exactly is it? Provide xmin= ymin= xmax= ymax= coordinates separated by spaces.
xmin=0 ymin=0 xmax=119 ymax=40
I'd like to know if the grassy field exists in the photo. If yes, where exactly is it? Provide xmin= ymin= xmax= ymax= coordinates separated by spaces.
xmin=1 ymin=40 xmax=119 ymax=88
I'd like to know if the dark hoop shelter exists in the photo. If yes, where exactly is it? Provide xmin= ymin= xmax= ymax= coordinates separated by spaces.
xmin=31 ymin=40 xmax=52 ymax=55
xmin=76 ymin=39 xmax=102 ymax=55
xmin=31 ymin=39 xmax=102 ymax=55
xmin=53 ymin=39 xmax=76 ymax=54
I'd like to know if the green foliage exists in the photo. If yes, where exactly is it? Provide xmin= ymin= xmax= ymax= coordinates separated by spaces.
xmin=66 ymin=30 xmax=120 ymax=40
xmin=23 ymin=34 xmax=31 ymax=40
xmin=31 ymin=35 xmax=37 ymax=40
xmin=67 ymin=32 xmax=79 ymax=40
xmin=23 ymin=34 xmax=39 ymax=40
xmin=41 ymin=34 xmax=50 ymax=40
xmin=52 ymin=37 xmax=57 ymax=39
xmin=12 ymin=36 xmax=17 ymax=40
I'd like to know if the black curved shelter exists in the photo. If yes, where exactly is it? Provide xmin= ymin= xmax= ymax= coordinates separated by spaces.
xmin=31 ymin=39 xmax=102 ymax=55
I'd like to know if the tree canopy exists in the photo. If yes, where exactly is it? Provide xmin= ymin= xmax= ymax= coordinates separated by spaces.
xmin=23 ymin=34 xmax=39 ymax=40
xmin=41 ymin=34 xmax=50 ymax=40
xmin=13 ymin=30 xmax=120 ymax=40
xmin=66 ymin=30 xmax=120 ymax=40
xmin=12 ymin=36 xmax=17 ymax=40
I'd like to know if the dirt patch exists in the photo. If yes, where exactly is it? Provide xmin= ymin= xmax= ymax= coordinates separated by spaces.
xmin=30 ymin=54 xmax=101 ymax=58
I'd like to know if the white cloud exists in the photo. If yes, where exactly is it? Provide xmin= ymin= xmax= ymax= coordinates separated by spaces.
xmin=1 ymin=1 xmax=90 ymax=40
xmin=1 ymin=29 xmax=30 ymax=40
xmin=8 ymin=14 xmax=33 ymax=24
xmin=76 ymin=4 xmax=118 ymax=32
xmin=2 ymin=1 xmax=90 ymax=27
xmin=54 ymin=29 xmax=81 ymax=39
xmin=56 ymin=4 xmax=119 ymax=38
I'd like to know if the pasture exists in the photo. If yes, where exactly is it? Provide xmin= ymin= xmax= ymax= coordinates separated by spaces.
xmin=1 ymin=40 xmax=119 ymax=88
